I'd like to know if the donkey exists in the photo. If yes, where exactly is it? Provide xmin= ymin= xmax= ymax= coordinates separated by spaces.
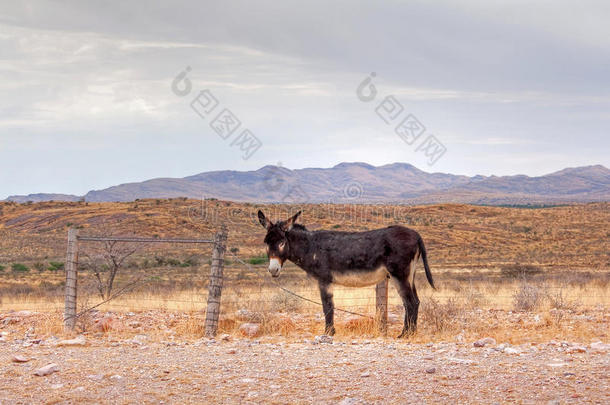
xmin=257 ymin=210 xmax=435 ymax=338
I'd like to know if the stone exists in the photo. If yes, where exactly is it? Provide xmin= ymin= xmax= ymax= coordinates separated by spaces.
xmin=34 ymin=363 xmax=59 ymax=376
xmin=128 ymin=334 xmax=149 ymax=345
xmin=504 ymin=347 xmax=520 ymax=355
xmin=314 ymin=335 xmax=333 ymax=344
xmin=566 ymin=346 xmax=587 ymax=353
xmin=57 ymin=335 xmax=86 ymax=347
xmin=589 ymin=341 xmax=610 ymax=351
xmin=360 ymin=371 xmax=371 ymax=377
xmin=51 ymin=384 xmax=64 ymax=389
xmin=239 ymin=323 xmax=261 ymax=338
xmin=425 ymin=367 xmax=436 ymax=374
xmin=220 ymin=334 xmax=231 ymax=342
xmin=474 ymin=337 xmax=496 ymax=348
xmin=11 ymin=355 xmax=29 ymax=363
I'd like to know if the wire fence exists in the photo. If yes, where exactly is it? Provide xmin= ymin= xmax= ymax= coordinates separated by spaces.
xmin=2 ymin=233 xmax=609 ymax=336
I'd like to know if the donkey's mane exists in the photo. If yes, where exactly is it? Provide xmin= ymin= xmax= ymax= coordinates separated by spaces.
xmin=291 ymin=223 xmax=308 ymax=231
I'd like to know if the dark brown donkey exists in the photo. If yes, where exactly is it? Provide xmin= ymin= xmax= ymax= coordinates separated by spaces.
xmin=258 ymin=210 xmax=435 ymax=337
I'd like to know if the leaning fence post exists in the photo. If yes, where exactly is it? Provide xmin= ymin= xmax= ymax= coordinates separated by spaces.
xmin=375 ymin=278 xmax=389 ymax=335
xmin=204 ymin=225 xmax=228 ymax=337
xmin=64 ymin=228 xmax=79 ymax=332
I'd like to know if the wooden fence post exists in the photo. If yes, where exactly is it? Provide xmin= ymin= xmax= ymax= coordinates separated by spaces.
xmin=64 ymin=228 xmax=79 ymax=332
xmin=375 ymin=278 xmax=389 ymax=335
xmin=204 ymin=225 xmax=227 ymax=337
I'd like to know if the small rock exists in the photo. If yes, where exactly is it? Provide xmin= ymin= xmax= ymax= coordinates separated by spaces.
xmin=239 ymin=323 xmax=261 ymax=338
xmin=566 ymin=346 xmax=587 ymax=353
xmin=88 ymin=374 xmax=104 ymax=380
xmin=338 ymin=398 xmax=364 ymax=405
xmin=11 ymin=355 xmax=29 ymax=363
xmin=15 ymin=310 xmax=34 ymax=317
xmin=360 ymin=371 xmax=371 ymax=377
xmin=425 ymin=367 xmax=436 ymax=374
xmin=51 ymin=384 xmax=64 ymax=389
xmin=314 ymin=335 xmax=333 ymax=344
xmin=128 ymin=334 xmax=148 ymax=345
xmin=227 ymin=349 xmax=237 ymax=354
xmin=473 ymin=337 xmax=496 ymax=348
xmin=220 ymin=334 xmax=231 ymax=342
xmin=34 ymin=363 xmax=59 ymax=376
xmin=57 ymin=335 xmax=87 ymax=347
xmin=590 ymin=341 xmax=610 ymax=351
xmin=563 ymin=372 xmax=576 ymax=377
xmin=240 ymin=378 xmax=255 ymax=384
xmin=72 ymin=386 xmax=85 ymax=392
xmin=110 ymin=374 xmax=123 ymax=380
xmin=504 ymin=347 xmax=520 ymax=355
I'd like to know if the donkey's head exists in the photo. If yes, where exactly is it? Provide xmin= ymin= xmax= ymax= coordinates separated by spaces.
xmin=257 ymin=210 xmax=301 ymax=277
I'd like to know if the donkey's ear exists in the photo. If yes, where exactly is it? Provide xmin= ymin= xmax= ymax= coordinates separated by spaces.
xmin=258 ymin=210 xmax=271 ymax=229
xmin=283 ymin=210 xmax=302 ymax=230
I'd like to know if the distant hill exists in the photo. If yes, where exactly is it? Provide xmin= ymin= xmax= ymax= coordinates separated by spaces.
xmin=6 ymin=163 xmax=609 ymax=205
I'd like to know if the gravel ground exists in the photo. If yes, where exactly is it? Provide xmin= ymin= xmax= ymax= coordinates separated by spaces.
xmin=1 ymin=334 xmax=609 ymax=404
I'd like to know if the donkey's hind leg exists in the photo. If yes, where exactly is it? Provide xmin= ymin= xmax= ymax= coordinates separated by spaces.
xmin=390 ymin=273 xmax=420 ymax=338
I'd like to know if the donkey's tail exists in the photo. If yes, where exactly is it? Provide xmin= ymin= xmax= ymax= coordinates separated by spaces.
xmin=417 ymin=236 xmax=435 ymax=289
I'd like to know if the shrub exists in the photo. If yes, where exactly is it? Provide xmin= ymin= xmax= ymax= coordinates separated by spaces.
xmin=11 ymin=263 xmax=29 ymax=272
xmin=548 ymin=287 xmax=580 ymax=311
xmin=33 ymin=262 xmax=45 ymax=272
xmin=512 ymin=283 xmax=543 ymax=311
xmin=332 ymin=224 xmax=341 ymax=229
xmin=247 ymin=255 xmax=267 ymax=265
xmin=420 ymin=297 xmax=464 ymax=333
xmin=0 ymin=264 xmax=5 ymax=272
xmin=47 ymin=261 xmax=64 ymax=271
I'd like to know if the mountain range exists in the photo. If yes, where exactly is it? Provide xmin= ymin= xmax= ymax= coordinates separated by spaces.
xmin=6 ymin=163 xmax=610 ymax=205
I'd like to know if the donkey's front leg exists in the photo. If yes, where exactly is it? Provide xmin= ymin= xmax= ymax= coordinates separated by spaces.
xmin=318 ymin=281 xmax=335 ymax=336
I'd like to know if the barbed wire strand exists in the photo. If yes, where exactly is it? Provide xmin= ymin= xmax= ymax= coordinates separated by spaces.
xmin=227 ymin=249 xmax=375 ymax=319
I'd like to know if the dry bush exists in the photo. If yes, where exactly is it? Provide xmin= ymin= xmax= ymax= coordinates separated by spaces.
xmin=270 ymin=292 xmax=302 ymax=312
xmin=420 ymin=297 xmax=465 ymax=333
xmin=262 ymin=314 xmax=297 ymax=335
xmin=512 ymin=282 xmax=543 ymax=311
xmin=547 ymin=287 xmax=580 ymax=311
xmin=343 ymin=316 xmax=378 ymax=335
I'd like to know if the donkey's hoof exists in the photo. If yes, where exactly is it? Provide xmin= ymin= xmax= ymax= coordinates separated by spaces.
xmin=397 ymin=329 xmax=415 ymax=339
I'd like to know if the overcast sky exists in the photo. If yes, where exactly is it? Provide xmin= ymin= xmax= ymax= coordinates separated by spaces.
xmin=1 ymin=0 xmax=609 ymax=198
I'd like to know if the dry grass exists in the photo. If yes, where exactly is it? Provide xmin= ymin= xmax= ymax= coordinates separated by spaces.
xmin=0 ymin=200 xmax=608 ymax=343
xmin=1 ymin=267 xmax=607 ymax=345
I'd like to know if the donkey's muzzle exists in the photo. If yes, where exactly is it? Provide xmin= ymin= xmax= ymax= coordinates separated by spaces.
xmin=268 ymin=257 xmax=282 ymax=277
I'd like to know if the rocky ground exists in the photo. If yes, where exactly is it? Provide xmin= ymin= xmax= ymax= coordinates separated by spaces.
xmin=1 ymin=310 xmax=609 ymax=404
